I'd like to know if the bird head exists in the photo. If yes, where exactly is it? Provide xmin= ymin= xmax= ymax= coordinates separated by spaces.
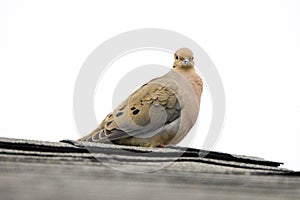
xmin=173 ymin=48 xmax=194 ymax=70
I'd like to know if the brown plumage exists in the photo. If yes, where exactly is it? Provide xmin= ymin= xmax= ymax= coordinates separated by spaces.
xmin=78 ymin=48 xmax=203 ymax=147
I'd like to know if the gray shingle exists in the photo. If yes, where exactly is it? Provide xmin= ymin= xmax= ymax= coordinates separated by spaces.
xmin=0 ymin=137 xmax=299 ymax=200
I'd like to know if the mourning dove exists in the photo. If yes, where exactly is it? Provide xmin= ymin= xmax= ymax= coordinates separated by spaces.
xmin=78 ymin=48 xmax=203 ymax=147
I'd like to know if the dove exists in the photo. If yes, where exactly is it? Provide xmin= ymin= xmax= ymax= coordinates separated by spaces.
xmin=78 ymin=48 xmax=203 ymax=147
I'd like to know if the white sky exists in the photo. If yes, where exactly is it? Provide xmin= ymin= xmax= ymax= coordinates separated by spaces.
xmin=0 ymin=0 xmax=300 ymax=170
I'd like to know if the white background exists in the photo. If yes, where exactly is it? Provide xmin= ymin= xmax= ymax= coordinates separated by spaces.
xmin=0 ymin=0 xmax=299 ymax=170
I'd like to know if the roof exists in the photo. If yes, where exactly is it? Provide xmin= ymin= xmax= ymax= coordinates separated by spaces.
xmin=0 ymin=137 xmax=299 ymax=199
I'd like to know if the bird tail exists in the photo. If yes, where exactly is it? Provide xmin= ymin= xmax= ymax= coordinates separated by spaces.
xmin=77 ymin=127 xmax=101 ymax=142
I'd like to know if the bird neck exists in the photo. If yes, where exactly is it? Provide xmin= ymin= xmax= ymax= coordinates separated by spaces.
xmin=173 ymin=66 xmax=196 ymax=74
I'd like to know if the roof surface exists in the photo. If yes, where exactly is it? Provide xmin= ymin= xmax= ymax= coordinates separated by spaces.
xmin=0 ymin=137 xmax=299 ymax=199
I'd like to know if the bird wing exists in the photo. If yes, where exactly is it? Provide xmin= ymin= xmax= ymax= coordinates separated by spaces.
xmin=78 ymin=78 xmax=181 ymax=143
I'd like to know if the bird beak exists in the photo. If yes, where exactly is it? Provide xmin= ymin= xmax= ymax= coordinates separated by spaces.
xmin=183 ymin=59 xmax=190 ymax=65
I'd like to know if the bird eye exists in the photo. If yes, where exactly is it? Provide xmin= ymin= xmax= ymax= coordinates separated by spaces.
xmin=175 ymin=55 xmax=179 ymax=60
xmin=192 ymin=57 xmax=194 ymax=60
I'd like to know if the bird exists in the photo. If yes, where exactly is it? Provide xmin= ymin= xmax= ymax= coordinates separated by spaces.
xmin=78 ymin=48 xmax=203 ymax=147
